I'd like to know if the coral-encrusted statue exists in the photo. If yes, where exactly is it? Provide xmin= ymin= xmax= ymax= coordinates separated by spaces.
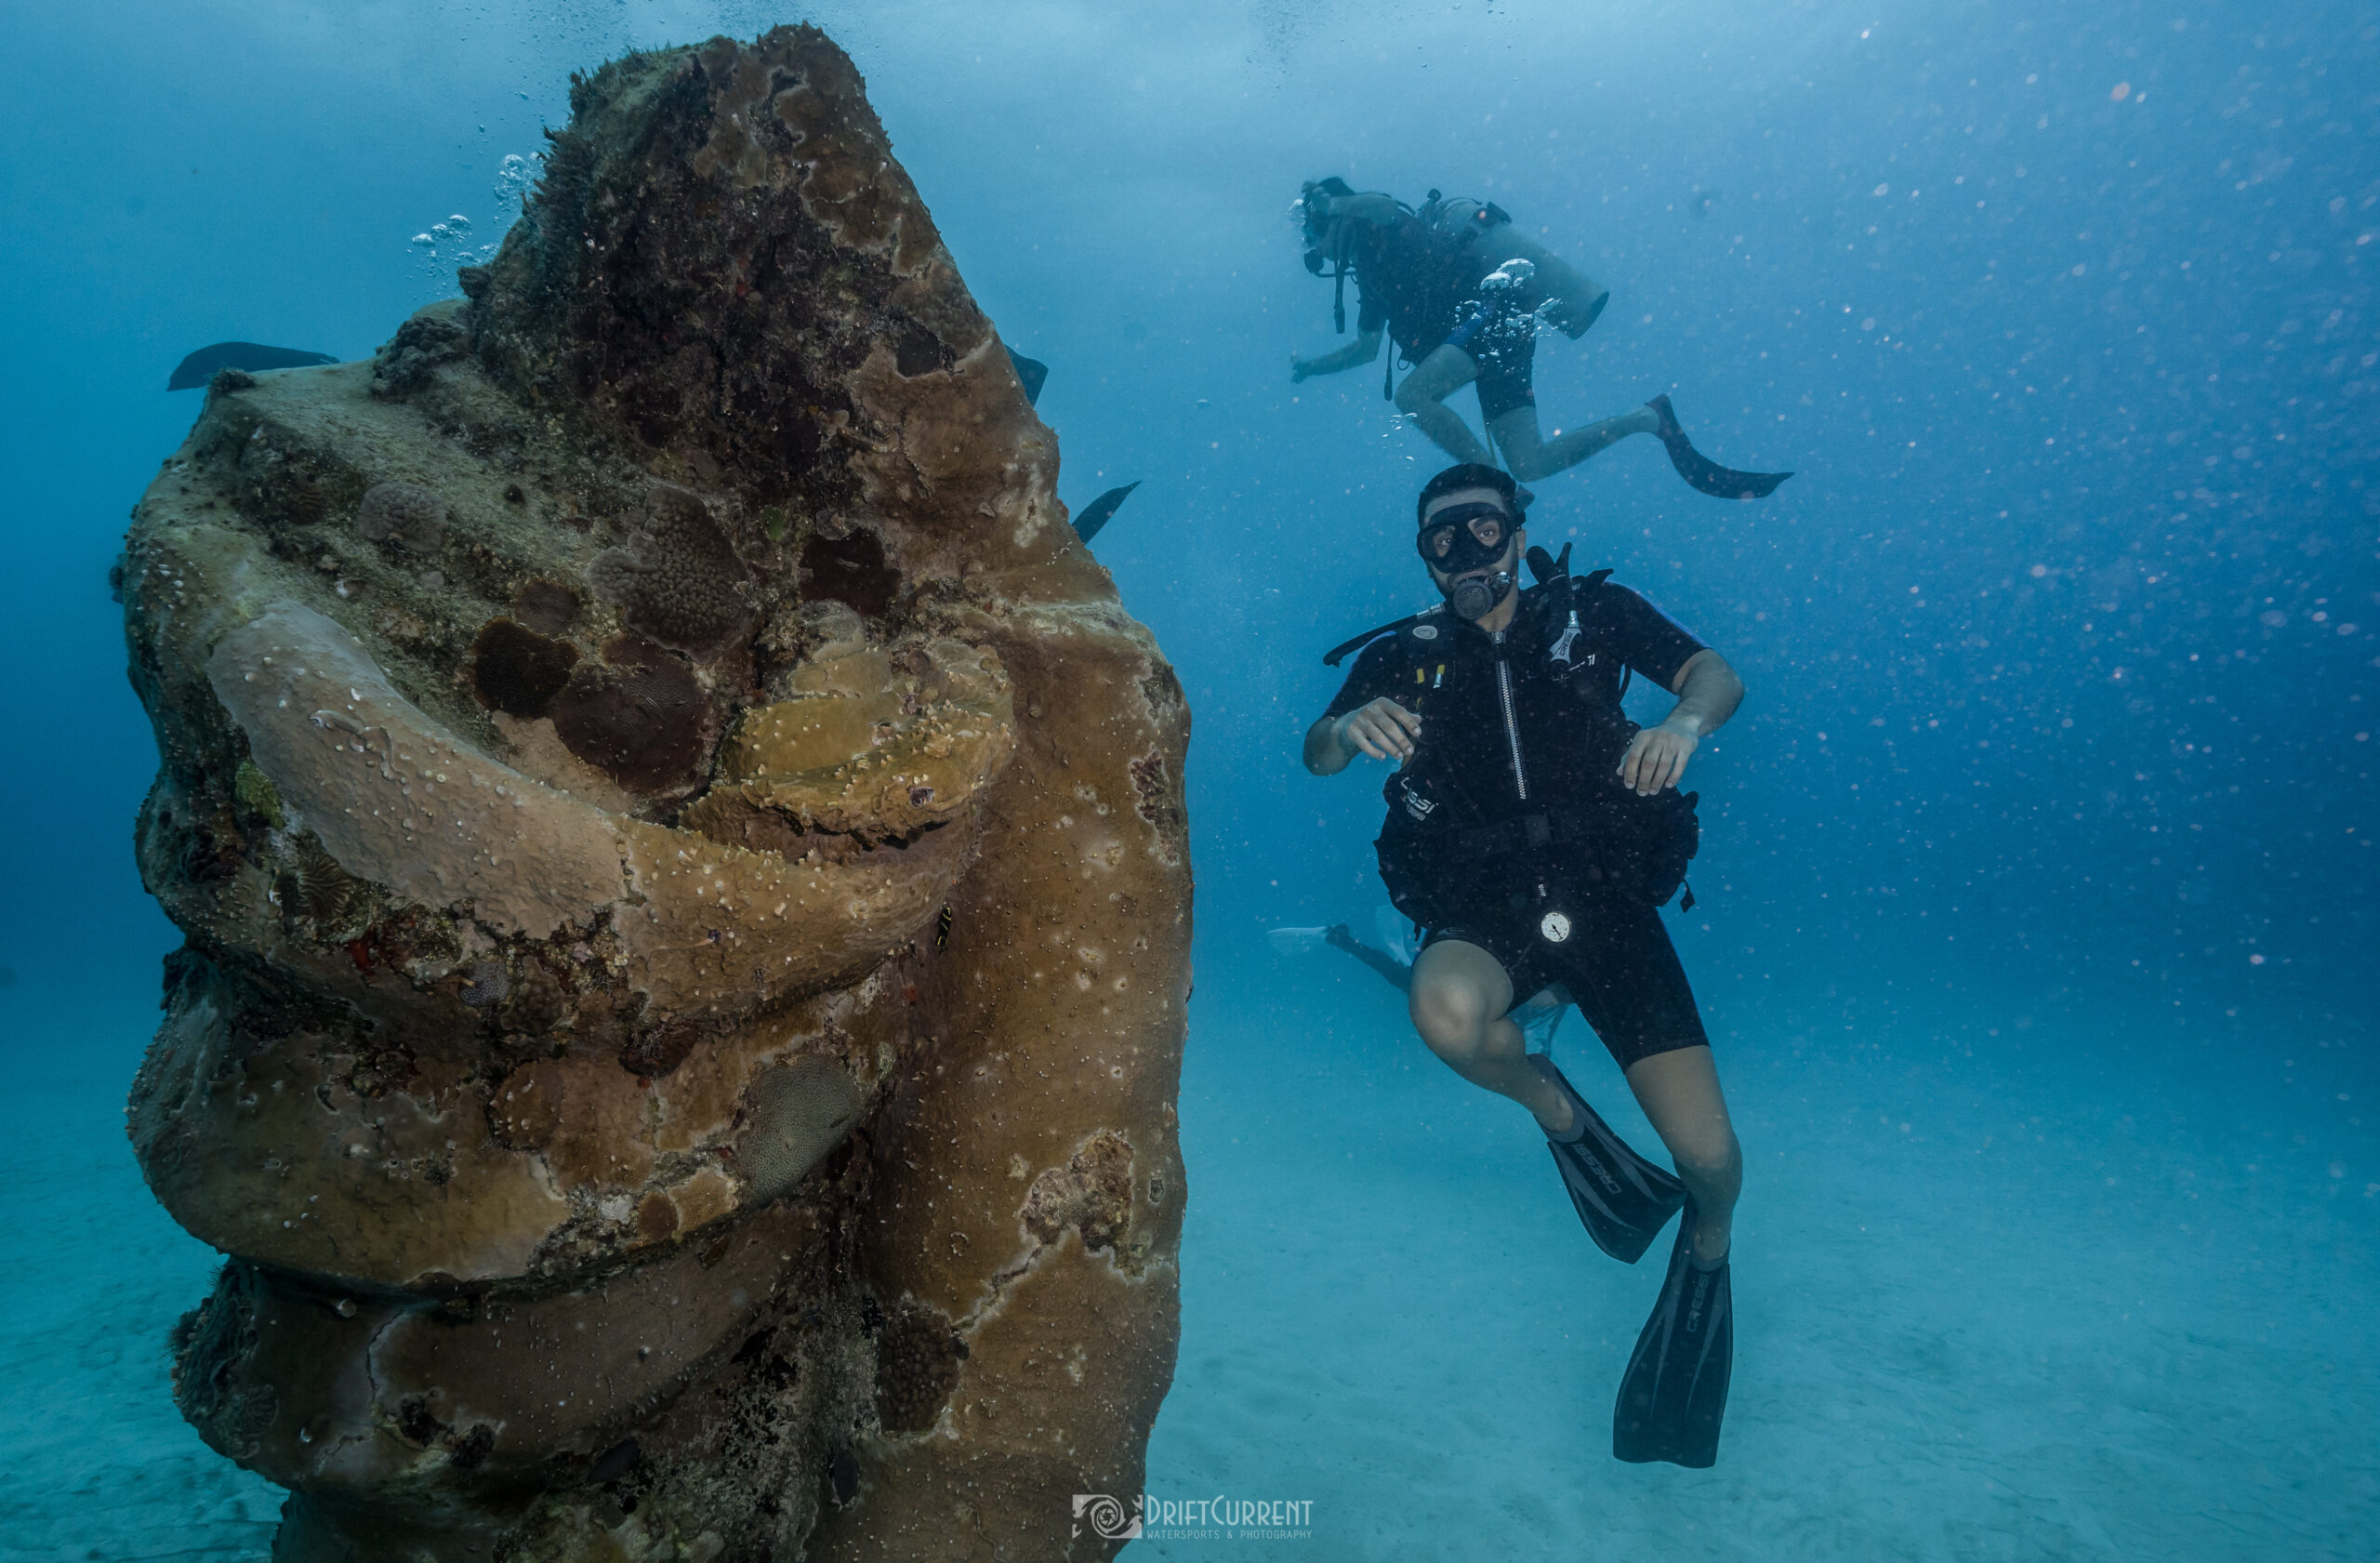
xmin=119 ymin=26 xmax=1190 ymax=1560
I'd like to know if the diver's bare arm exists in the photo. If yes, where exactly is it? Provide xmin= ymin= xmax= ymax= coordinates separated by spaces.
xmin=1291 ymin=191 xmax=1397 ymax=378
xmin=1664 ymin=649 xmax=1743 ymax=737
xmin=1292 ymin=326 xmax=1383 ymax=382
xmin=1304 ymin=698 xmax=1421 ymax=775
xmin=1618 ymin=650 xmax=1743 ymax=795
xmin=1303 ymin=715 xmax=1355 ymax=775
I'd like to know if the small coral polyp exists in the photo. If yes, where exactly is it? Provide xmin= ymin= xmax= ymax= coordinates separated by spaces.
xmin=119 ymin=26 xmax=1189 ymax=1562
xmin=354 ymin=479 xmax=449 ymax=555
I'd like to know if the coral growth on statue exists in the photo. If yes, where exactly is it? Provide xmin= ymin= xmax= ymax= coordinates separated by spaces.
xmin=119 ymin=26 xmax=1190 ymax=1561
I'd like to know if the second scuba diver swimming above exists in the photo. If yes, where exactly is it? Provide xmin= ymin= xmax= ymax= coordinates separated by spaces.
xmin=1303 ymin=462 xmax=1747 ymax=1467
xmin=1291 ymin=179 xmax=1792 ymax=500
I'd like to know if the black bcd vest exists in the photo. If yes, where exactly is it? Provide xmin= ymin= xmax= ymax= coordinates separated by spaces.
xmin=1330 ymin=547 xmax=1701 ymax=926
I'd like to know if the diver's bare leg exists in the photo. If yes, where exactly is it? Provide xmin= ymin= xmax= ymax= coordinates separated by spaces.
xmin=1488 ymin=404 xmax=1659 ymax=482
xmin=1393 ymin=344 xmax=1495 ymax=466
xmin=1408 ymin=938 xmax=1572 ymax=1130
xmin=1623 ymin=1044 xmax=1742 ymax=1263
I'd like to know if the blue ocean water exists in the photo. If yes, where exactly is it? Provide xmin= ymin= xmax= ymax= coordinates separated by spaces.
xmin=0 ymin=1 xmax=2371 ymax=1556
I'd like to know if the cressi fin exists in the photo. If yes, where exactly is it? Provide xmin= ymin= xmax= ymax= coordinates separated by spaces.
xmin=168 ymin=341 xmax=338 ymax=391
xmin=1613 ymin=1211 xmax=1733 ymax=1467
xmin=1072 ymin=482 xmax=1140 ymax=544
xmin=1527 ymin=1055 xmax=1686 ymax=1265
xmin=1006 ymin=347 xmax=1049 ymax=406
xmin=1648 ymin=393 xmax=1791 ymax=500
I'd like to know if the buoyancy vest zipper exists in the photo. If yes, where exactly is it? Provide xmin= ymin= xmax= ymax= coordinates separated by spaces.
xmin=1491 ymin=629 xmax=1529 ymax=801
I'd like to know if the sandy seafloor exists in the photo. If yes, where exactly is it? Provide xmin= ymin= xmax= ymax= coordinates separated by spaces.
xmin=0 ymin=990 xmax=281 ymax=1562
xmin=2 ymin=958 xmax=2372 ymax=1561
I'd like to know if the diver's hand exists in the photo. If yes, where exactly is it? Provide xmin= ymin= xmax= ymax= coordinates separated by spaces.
xmin=1337 ymin=698 xmax=1421 ymax=762
xmin=1290 ymin=352 xmax=1315 ymax=383
xmin=1619 ymin=719 xmax=1698 ymax=795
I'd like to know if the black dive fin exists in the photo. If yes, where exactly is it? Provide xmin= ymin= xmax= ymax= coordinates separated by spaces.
xmin=1528 ymin=1057 xmax=1686 ymax=1265
xmin=1613 ymin=1212 xmax=1734 ymax=1467
xmin=168 ymin=341 xmax=337 ymax=391
xmin=1648 ymin=393 xmax=1791 ymax=500
xmin=1007 ymin=348 xmax=1049 ymax=406
xmin=1072 ymin=482 xmax=1140 ymax=544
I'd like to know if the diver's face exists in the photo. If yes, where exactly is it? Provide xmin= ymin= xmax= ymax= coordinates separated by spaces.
xmin=1298 ymin=189 xmax=1336 ymax=250
xmin=1419 ymin=487 xmax=1524 ymax=625
xmin=1419 ymin=488 xmax=1520 ymax=588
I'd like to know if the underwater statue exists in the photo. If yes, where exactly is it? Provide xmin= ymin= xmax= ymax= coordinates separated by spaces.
xmin=117 ymin=26 xmax=1190 ymax=1560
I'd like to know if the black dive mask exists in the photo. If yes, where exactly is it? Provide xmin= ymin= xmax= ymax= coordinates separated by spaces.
xmin=1417 ymin=501 xmax=1518 ymax=619
xmin=1300 ymin=178 xmax=1356 ymax=266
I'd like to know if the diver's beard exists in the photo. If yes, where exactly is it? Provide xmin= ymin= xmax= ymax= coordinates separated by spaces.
xmin=1445 ymin=571 xmax=1512 ymax=621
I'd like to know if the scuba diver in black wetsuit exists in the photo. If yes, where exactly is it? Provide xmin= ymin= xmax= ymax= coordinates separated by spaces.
xmin=1302 ymin=462 xmax=1747 ymax=1467
xmin=1291 ymin=179 xmax=1792 ymax=500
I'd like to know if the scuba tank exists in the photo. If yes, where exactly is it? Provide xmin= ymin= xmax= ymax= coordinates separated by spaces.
xmin=1417 ymin=190 xmax=1513 ymax=245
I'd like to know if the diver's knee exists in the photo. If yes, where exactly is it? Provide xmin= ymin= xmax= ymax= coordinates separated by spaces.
xmin=1501 ymin=446 xmax=1555 ymax=482
xmin=1409 ymin=984 xmax=1489 ymax=1059
xmin=1410 ymin=987 xmax=1484 ymax=1042
xmin=1392 ymin=379 xmax=1441 ymax=417
xmin=1672 ymin=1127 xmax=1743 ymax=1199
xmin=1488 ymin=415 xmax=1554 ymax=479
